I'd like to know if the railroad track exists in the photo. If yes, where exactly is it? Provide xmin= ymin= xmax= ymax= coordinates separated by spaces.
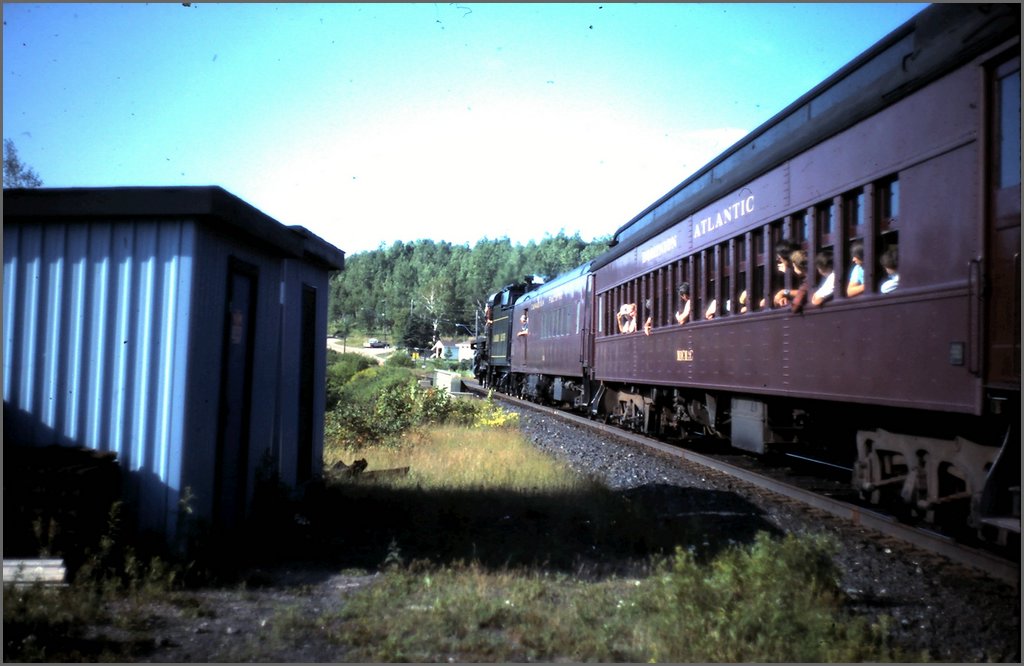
xmin=463 ymin=381 xmax=1020 ymax=586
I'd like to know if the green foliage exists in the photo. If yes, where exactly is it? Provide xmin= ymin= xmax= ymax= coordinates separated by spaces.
xmin=325 ymin=350 xmax=379 ymax=410
xmin=328 ymin=233 xmax=611 ymax=346
xmin=634 ymin=532 xmax=894 ymax=662
xmin=324 ymin=371 xmax=520 ymax=450
xmin=330 ymin=365 xmax=420 ymax=446
xmin=450 ymin=392 xmax=520 ymax=428
xmin=3 ymin=138 xmax=43 ymax=188
xmin=384 ymin=350 xmax=415 ymax=368
xmin=332 ymin=533 xmax=911 ymax=663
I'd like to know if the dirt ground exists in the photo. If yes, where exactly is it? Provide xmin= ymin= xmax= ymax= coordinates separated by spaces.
xmin=325 ymin=337 xmax=393 ymax=360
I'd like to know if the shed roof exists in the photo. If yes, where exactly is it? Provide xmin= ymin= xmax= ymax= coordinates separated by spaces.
xmin=3 ymin=186 xmax=345 ymax=270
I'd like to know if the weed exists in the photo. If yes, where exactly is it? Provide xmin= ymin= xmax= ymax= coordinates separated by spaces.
xmin=5 ymin=422 xmax=917 ymax=662
xmin=332 ymin=538 xmax=914 ymax=663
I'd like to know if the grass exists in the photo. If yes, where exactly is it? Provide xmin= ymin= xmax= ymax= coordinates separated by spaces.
xmin=330 ymin=425 xmax=592 ymax=492
xmin=280 ymin=424 xmax=917 ymax=661
xmin=4 ymin=421 xmax=919 ymax=662
xmin=327 ymin=535 xmax=910 ymax=663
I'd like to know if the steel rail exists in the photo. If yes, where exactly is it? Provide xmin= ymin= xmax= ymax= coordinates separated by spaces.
xmin=464 ymin=382 xmax=1020 ymax=586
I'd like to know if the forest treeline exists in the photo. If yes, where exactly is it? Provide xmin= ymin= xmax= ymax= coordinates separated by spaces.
xmin=327 ymin=232 xmax=610 ymax=349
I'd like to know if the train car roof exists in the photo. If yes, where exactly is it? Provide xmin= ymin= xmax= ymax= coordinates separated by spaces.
xmin=590 ymin=3 xmax=1019 ymax=271
xmin=514 ymin=261 xmax=593 ymax=307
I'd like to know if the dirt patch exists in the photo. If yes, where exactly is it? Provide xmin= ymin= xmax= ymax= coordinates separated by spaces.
xmin=326 ymin=337 xmax=393 ymax=360
xmin=90 ymin=566 xmax=378 ymax=663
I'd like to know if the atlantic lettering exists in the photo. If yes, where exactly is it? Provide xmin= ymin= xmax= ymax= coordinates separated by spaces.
xmin=693 ymin=194 xmax=756 ymax=240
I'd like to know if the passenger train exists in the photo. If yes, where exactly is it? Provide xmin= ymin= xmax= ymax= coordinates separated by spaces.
xmin=474 ymin=4 xmax=1020 ymax=542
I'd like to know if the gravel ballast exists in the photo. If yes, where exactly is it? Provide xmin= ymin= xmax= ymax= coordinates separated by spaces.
xmin=516 ymin=407 xmax=1020 ymax=662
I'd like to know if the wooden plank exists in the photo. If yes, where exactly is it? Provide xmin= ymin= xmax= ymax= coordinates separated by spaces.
xmin=3 ymin=559 xmax=67 ymax=585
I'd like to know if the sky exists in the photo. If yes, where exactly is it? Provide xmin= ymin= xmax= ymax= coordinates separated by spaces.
xmin=3 ymin=2 xmax=928 ymax=256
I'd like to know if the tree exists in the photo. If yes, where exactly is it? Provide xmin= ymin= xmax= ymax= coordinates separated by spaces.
xmin=325 ymin=232 xmax=611 ymax=348
xmin=3 ymin=139 xmax=43 ymax=188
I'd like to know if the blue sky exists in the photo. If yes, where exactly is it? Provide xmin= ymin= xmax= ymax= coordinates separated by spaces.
xmin=3 ymin=2 xmax=927 ymax=255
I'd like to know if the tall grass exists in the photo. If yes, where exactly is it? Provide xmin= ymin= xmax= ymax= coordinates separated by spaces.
xmin=331 ymin=426 xmax=590 ymax=493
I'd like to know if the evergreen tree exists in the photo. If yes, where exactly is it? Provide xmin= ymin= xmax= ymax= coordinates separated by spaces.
xmin=327 ymin=232 xmax=610 ymax=346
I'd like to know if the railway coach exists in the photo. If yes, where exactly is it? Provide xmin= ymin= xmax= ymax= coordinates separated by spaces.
xmin=498 ymin=4 xmax=1020 ymax=541
xmin=474 ymin=275 xmax=545 ymax=392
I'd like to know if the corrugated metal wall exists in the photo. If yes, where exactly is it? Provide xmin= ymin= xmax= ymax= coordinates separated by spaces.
xmin=4 ymin=219 xmax=195 ymax=531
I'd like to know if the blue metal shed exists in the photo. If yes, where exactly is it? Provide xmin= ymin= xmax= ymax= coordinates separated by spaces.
xmin=3 ymin=186 xmax=344 ymax=543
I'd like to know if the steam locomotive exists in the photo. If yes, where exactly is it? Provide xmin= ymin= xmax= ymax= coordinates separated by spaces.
xmin=474 ymin=4 xmax=1020 ymax=542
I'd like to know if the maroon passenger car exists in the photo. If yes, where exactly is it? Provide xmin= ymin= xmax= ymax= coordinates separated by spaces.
xmin=511 ymin=262 xmax=593 ymax=409
xmin=502 ymin=4 xmax=1020 ymax=541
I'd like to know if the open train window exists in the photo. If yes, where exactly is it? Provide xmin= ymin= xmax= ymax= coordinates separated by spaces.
xmin=816 ymin=201 xmax=835 ymax=249
xmin=876 ymin=176 xmax=900 ymax=292
xmin=766 ymin=219 xmax=795 ymax=308
xmin=997 ymin=63 xmax=1021 ymax=189
xmin=878 ymin=177 xmax=899 ymax=232
xmin=750 ymin=227 xmax=766 ymax=311
xmin=843 ymin=190 xmax=865 ymax=295
xmin=792 ymin=210 xmax=809 ymax=248
xmin=845 ymin=190 xmax=866 ymax=238
xmin=737 ymin=233 xmax=752 ymax=313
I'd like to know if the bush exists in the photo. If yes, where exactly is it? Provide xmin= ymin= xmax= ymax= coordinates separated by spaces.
xmin=330 ymin=366 xmax=419 ymax=447
xmin=385 ymin=351 xmax=415 ymax=368
xmin=325 ymin=373 xmax=519 ymax=451
xmin=325 ymin=351 xmax=379 ymax=410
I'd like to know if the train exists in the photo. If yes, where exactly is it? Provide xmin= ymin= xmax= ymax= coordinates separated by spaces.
xmin=473 ymin=3 xmax=1020 ymax=544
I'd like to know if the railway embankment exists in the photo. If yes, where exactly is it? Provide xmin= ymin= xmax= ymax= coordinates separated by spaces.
xmin=511 ymin=405 xmax=1020 ymax=661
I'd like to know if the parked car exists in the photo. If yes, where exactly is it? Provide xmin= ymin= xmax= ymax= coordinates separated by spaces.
xmin=364 ymin=338 xmax=388 ymax=348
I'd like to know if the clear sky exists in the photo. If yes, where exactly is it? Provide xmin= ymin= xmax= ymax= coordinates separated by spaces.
xmin=3 ymin=2 xmax=928 ymax=255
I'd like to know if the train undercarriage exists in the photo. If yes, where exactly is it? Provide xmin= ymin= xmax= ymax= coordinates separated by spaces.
xmin=504 ymin=371 xmax=1020 ymax=546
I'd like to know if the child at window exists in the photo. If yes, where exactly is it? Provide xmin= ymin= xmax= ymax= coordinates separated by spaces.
xmin=880 ymin=247 xmax=899 ymax=293
xmin=846 ymin=242 xmax=865 ymax=297
xmin=811 ymin=252 xmax=835 ymax=306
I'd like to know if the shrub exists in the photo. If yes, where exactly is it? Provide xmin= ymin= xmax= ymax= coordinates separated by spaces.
xmin=324 ymin=372 xmax=519 ymax=451
xmin=329 ymin=366 xmax=419 ymax=447
xmin=325 ymin=351 xmax=379 ymax=410
xmin=385 ymin=351 xmax=415 ymax=368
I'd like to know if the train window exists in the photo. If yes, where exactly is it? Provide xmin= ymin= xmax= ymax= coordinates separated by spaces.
xmin=737 ymin=233 xmax=751 ymax=313
xmin=816 ymin=201 xmax=835 ymax=249
xmin=767 ymin=219 xmax=792 ymax=308
xmin=751 ymin=264 xmax=764 ymax=311
xmin=699 ymin=249 xmax=710 ymax=319
xmin=997 ymin=66 xmax=1021 ymax=189
xmin=791 ymin=211 xmax=808 ymax=248
xmin=722 ymin=241 xmax=734 ymax=317
xmin=845 ymin=190 xmax=865 ymax=237
xmin=750 ymin=227 xmax=766 ymax=311
xmin=878 ymin=177 xmax=899 ymax=232
xmin=711 ymin=246 xmax=722 ymax=318
xmin=875 ymin=176 xmax=900 ymax=291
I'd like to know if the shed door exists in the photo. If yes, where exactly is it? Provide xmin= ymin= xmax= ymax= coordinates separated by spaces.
xmin=214 ymin=259 xmax=258 ymax=530
xmin=296 ymin=284 xmax=316 ymax=483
